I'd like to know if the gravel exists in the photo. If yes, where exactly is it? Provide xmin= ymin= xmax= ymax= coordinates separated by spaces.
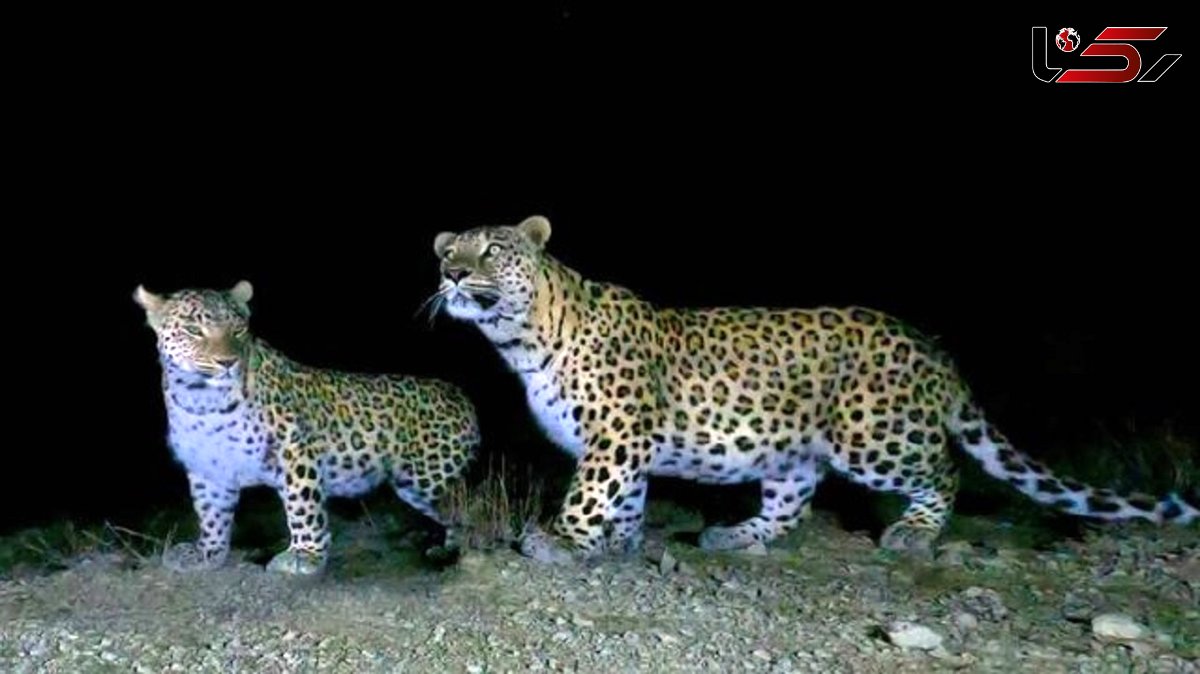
xmin=1 ymin=513 xmax=1197 ymax=672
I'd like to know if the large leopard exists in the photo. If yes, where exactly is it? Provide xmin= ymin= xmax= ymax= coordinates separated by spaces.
xmin=432 ymin=216 xmax=1196 ymax=562
xmin=136 ymin=281 xmax=480 ymax=575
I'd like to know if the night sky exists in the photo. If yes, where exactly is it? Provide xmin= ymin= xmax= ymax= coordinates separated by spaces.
xmin=9 ymin=5 xmax=1192 ymax=533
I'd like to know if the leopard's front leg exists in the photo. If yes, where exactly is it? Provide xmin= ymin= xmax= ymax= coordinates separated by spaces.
xmin=163 ymin=473 xmax=239 ymax=572
xmin=520 ymin=413 xmax=650 ymax=564
xmin=267 ymin=440 xmax=331 ymax=576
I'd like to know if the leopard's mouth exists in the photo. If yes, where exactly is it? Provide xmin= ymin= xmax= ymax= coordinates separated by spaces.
xmin=450 ymin=288 xmax=500 ymax=310
xmin=192 ymin=357 xmax=240 ymax=377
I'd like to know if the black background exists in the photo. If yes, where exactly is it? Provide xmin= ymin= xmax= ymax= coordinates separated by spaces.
xmin=7 ymin=4 xmax=1193 ymax=533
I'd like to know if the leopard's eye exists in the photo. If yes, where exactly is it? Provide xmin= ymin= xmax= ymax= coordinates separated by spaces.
xmin=483 ymin=243 xmax=504 ymax=258
xmin=182 ymin=325 xmax=203 ymax=338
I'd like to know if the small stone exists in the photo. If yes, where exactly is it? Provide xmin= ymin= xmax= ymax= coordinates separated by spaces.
xmin=1061 ymin=592 xmax=1093 ymax=623
xmin=884 ymin=621 xmax=944 ymax=651
xmin=1092 ymin=613 xmax=1148 ymax=642
xmin=658 ymin=549 xmax=678 ymax=576
xmin=937 ymin=541 xmax=973 ymax=566
xmin=953 ymin=612 xmax=979 ymax=632
xmin=1171 ymin=557 xmax=1200 ymax=584
xmin=572 ymin=614 xmax=595 ymax=628
xmin=752 ymin=649 xmax=771 ymax=661
xmin=960 ymin=587 xmax=1007 ymax=621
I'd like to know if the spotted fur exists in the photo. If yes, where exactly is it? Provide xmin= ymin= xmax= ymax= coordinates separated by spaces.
xmin=136 ymin=282 xmax=479 ymax=574
xmin=433 ymin=216 xmax=1196 ymax=560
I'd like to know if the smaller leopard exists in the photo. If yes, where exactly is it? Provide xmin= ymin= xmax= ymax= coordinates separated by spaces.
xmin=136 ymin=281 xmax=480 ymax=575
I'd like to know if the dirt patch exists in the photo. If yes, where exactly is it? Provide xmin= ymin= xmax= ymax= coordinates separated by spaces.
xmin=1 ymin=509 xmax=1197 ymax=672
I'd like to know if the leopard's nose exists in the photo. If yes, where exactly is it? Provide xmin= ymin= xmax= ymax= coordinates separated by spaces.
xmin=444 ymin=268 xmax=470 ymax=283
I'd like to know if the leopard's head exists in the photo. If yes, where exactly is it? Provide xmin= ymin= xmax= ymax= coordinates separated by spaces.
xmin=135 ymin=281 xmax=254 ymax=375
xmin=432 ymin=215 xmax=552 ymax=322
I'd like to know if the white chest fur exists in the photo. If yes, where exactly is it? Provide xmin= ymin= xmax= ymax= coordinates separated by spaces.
xmin=522 ymin=368 xmax=585 ymax=458
xmin=482 ymin=319 xmax=586 ymax=458
xmin=164 ymin=369 xmax=277 ymax=490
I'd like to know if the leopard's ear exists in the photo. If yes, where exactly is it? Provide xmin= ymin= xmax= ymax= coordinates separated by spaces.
xmin=134 ymin=285 xmax=165 ymax=312
xmin=516 ymin=215 xmax=551 ymax=250
xmin=134 ymin=285 xmax=166 ymax=329
xmin=230 ymin=280 xmax=254 ymax=307
xmin=434 ymin=232 xmax=456 ymax=258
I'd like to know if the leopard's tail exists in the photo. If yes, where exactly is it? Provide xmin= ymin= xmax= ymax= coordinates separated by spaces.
xmin=947 ymin=399 xmax=1197 ymax=525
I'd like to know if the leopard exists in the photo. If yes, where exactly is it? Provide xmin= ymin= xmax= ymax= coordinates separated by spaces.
xmin=136 ymin=281 xmax=480 ymax=575
xmin=430 ymin=215 xmax=1196 ymax=563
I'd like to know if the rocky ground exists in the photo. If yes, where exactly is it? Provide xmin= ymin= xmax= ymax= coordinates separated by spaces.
xmin=1 ymin=506 xmax=1197 ymax=673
